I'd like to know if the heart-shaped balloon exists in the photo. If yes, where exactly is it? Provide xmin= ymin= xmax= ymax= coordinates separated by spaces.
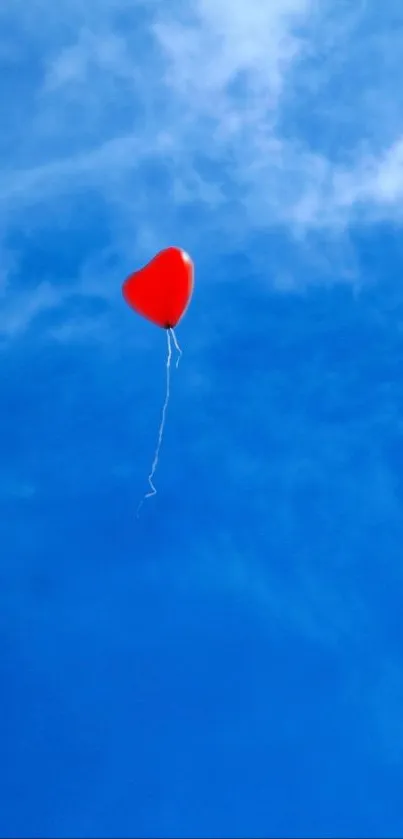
xmin=122 ymin=247 xmax=194 ymax=329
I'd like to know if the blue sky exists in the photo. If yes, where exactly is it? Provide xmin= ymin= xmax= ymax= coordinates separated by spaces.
xmin=1 ymin=1 xmax=403 ymax=836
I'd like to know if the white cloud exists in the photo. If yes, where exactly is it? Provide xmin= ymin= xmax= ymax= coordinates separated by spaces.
xmin=1 ymin=0 xmax=403 ymax=334
xmin=4 ymin=1 xmax=403 ymax=222
xmin=154 ymin=0 xmax=311 ymax=108
xmin=338 ymin=138 xmax=403 ymax=210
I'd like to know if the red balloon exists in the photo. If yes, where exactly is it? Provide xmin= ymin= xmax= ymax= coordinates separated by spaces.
xmin=122 ymin=246 xmax=194 ymax=329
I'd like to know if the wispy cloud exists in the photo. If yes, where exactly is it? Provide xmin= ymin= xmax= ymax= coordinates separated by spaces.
xmin=2 ymin=1 xmax=403 ymax=216
xmin=1 ymin=0 xmax=403 ymax=333
xmin=0 ymin=280 xmax=60 ymax=338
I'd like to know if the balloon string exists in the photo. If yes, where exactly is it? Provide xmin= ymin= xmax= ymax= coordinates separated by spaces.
xmin=136 ymin=328 xmax=184 ymax=517
xmin=170 ymin=327 xmax=182 ymax=368
xmin=136 ymin=329 xmax=173 ymax=517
